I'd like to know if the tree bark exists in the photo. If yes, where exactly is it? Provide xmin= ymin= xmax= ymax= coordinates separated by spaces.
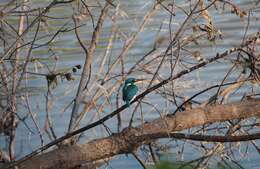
xmin=13 ymin=99 xmax=260 ymax=169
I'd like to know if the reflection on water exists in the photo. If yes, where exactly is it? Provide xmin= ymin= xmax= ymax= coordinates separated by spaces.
xmin=0 ymin=0 xmax=260 ymax=168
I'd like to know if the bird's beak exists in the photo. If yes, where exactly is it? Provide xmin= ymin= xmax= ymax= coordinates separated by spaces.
xmin=134 ymin=79 xmax=146 ymax=84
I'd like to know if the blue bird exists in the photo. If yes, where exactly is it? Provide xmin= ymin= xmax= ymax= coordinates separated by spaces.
xmin=122 ymin=78 xmax=143 ymax=107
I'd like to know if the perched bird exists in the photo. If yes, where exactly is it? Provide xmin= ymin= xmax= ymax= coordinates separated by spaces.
xmin=122 ymin=78 xmax=143 ymax=107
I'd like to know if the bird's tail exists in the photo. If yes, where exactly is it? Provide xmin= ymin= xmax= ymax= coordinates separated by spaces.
xmin=126 ymin=100 xmax=130 ymax=107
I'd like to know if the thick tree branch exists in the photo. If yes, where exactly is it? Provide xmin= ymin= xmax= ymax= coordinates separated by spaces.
xmin=7 ymin=99 xmax=260 ymax=169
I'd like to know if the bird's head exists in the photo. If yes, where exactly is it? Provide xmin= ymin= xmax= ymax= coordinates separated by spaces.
xmin=124 ymin=77 xmax=145 ymax=85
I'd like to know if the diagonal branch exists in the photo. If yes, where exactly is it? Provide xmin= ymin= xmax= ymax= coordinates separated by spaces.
xmin=68 ymin=3 xmax=110 ymax=132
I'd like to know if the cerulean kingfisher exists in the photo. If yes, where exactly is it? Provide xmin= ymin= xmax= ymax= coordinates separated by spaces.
xmin=122 ymin=78 xmax=144 ymax=107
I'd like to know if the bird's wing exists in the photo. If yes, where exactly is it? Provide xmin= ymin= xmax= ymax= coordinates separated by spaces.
xmin=123 ymin=85 xmax=138 ymax=102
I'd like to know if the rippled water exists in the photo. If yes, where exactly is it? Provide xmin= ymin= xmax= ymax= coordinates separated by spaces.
xmin=1 ymin=0 xmax=260 ymax=168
